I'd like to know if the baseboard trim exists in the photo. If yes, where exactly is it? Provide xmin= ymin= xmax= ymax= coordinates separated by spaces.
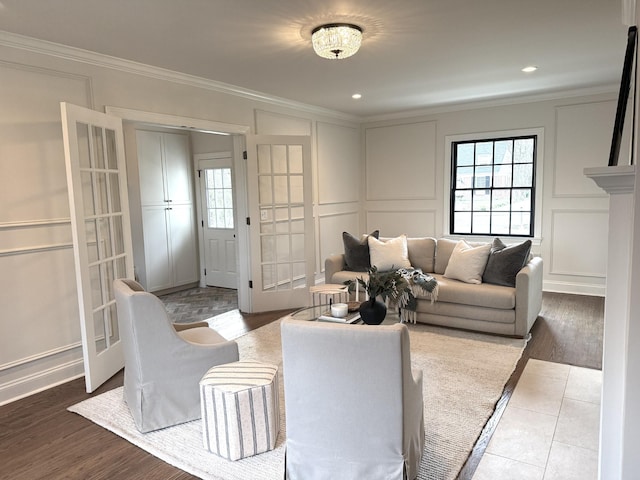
xmin=0 ymin=359 xmax=85 ymax=407
xmin=544 ymin=281 xmax=605 ymax=297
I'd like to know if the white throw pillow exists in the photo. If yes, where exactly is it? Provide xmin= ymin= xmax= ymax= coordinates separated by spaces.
xmin=368 ymin=234 xmax=411 ymax=271
xmin=444 ymin=240 xmax=491 ymax=284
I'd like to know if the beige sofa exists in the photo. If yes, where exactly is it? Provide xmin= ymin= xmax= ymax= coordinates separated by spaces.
xmin=325 ymin=237 xmax=543 ymax=338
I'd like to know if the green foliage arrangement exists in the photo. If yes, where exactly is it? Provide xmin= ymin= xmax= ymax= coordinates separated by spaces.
xmin=345 ymin=265 xmax=416 ymax=306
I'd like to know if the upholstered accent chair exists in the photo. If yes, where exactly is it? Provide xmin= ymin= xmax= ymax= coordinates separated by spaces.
xmin=113 ymin=279 xmax=239 ymax=433
xmin=280 ymin=319 xmax=424 ymax=480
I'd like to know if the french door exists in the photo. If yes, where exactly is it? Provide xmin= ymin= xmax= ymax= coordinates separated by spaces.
xmin=60 ymin=102 xmax=134 ymax=393
xmin=246 ymin=135 xmax=314 ymax=311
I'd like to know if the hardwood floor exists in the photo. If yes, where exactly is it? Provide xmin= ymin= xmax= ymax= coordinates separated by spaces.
xmin=0 ymin=308 xmax=288 ymax=480
xmin=0 ymin=293 xmax=603 ymax=480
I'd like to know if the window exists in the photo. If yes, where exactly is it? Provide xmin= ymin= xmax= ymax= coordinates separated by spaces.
xmin=205 ymin=167 xmax=234 ymax=229
xmin=450 ymin=135 xmax=536 ymax=237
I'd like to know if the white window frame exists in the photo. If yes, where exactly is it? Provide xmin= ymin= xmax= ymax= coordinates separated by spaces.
xmin=444 ymin=127 xmax=544 ymax=244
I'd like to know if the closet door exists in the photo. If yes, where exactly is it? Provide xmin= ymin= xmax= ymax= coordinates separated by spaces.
xmin=142 ymin=205 xmax=172 ymax=291
xmin=137 ymin=130 xmax=166 ymax=205
xmin=136 ymin=129 xmax=198 ymax=291
xmin=163 ymin=133 xmax=193 ymax=204
xmin=169 ymin=203 xmax=199 ymax=286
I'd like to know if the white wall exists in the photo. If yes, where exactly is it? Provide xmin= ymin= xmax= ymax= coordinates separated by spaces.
xmin=362 ymin=95 xmax=617 ymax=296
xmin=191 ymin=131 xmax=234 ymax=155
xmin=0 ymin=36 xmax=360 ymax=405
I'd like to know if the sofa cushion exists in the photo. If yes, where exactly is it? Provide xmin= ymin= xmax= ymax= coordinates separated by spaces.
xmin=331 ymin=269 xmax=370 ymax=287
xmin=343 ymin=230 xmax=379 ymax=271
xmin=407 ymin=237 xmax=437 ymax=272
xmin=418 ymin=274 xmax=516 ymax=310
xmin=414 ymin=299 xmax=515 ymax=324
xmin=369 ymin=234 xmax=411 ymax=271
xmin=483 ymin=238 xmax=532 ymax=287
xmin=434 ymin=238 xmax=458 ymax=274
xmin=444 ymin=240 xmax=491 ymax=284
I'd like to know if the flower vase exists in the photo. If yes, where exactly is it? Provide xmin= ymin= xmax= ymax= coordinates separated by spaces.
xmin=358 ymin=297 xmax=387 ymax=325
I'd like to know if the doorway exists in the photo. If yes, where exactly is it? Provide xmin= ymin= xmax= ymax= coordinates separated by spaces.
xmin=105 ymin=106 xmax=315 ymax=313
xmin=106 ymin=106 xmax=252 ymax=312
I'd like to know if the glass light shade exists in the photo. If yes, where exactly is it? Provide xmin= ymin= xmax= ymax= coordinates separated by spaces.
xmin=311 ymin=23 xmax=362 ymax=60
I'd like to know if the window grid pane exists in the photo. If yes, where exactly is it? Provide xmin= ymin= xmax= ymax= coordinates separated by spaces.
xmin=206 ymin=167 xmax=234 ymax=229
xmin=451 ymin=135 xmax=535 ymax=237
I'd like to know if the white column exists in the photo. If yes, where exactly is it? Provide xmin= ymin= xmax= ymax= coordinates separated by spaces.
xmin=584 ymin=165 xmax=637 ymax=480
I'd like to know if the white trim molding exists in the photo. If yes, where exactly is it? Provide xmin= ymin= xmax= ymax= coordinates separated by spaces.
xmin=0 ymin=342 xmax=85 ymax=406
xmin=0 ymin=30 xmax=358 ymax=122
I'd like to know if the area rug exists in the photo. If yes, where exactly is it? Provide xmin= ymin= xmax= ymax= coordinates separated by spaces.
xmin=68 ymin=320 xmax=525 ymax=480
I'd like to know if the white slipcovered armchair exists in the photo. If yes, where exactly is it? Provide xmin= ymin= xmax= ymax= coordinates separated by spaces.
xmin=281 ymin=319 xmax=424 ymax=480
xmin=113 ymin=279 xmax=239 ymax=433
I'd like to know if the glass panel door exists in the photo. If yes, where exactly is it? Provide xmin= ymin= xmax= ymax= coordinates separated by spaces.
xmin=61 ymin=102 xmax=134 ymax=393
xmin=246 ymin=136 xmax=313 ymax=311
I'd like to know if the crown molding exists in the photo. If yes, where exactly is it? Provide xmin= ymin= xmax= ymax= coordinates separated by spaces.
xmin=361 ymin=85 xmax=619 ymax=124
xmin=0 ymin=30 xmax=619 ymax=126
xmin=0 ymin=30 xmax=360 ymax=123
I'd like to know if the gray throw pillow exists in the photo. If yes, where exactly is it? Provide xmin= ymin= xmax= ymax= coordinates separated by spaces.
xmin=343 ymin=230 xmax=379 ymax=271
xmin=482 ymin=238 xmax=532 ymax=287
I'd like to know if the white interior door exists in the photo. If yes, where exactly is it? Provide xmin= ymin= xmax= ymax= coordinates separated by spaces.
xmin=246 ymin=135 xmax=314 ymax=311
xmin=198 ymin=157 xmax=238 ymax=289
xmin=60 ymin=102 xmax=134 ymax=393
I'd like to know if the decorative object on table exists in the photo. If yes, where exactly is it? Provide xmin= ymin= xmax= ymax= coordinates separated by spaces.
xmin=309 ymin=283 xmax=349 ymax=306
xmin=358 ymin=296 xmax=388 ymax=325
xmin=347 ymin=301 xmax=360 ymax=312
xmin=345 ymin=266 xmax=438 ymax=324
xmin=345 ymin=266 xmax=410 ymax=325
xmin=317 ymin=309 xmax=361 ymax=324
xmin=330 ymin=302 xmax=348 ymax=318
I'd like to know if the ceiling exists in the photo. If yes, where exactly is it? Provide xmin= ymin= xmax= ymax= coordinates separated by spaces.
xmin=0 ymin=0 xmax=629 ymax=117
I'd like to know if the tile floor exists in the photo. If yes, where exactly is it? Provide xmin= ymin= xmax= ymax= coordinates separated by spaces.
xmin=472 ymin=359 xmax=603 ymax=480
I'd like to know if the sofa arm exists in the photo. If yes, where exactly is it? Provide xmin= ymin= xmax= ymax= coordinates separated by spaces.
xmin=173 ymin=321 xmax=209 ymax=332
xmin=514 ymin=256 xmax=543 ymax=338
xmin=325 ymin=253 xmax=346 ymax=284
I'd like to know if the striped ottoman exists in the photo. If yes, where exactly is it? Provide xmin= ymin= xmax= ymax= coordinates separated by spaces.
xmin=199 ymin=361 xmax=280 ymax=460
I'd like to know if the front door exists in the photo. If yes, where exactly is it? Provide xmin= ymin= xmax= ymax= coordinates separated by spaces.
xmin=246 ymin=135 xmax=314 ymax=311
xmin=60 ymin=102 xmax=134 ymax=393
xmin=198 ymin=156 xmax=238 ymax=289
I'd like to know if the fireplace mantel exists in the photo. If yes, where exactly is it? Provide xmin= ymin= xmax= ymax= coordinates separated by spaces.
xmin=584 ymin=164 xmax=638 ymax=480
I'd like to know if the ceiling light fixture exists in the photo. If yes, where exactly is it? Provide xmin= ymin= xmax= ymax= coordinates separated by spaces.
xmin=352 ymin=93 xmax=362 ymax=99
xmin=311 ymin=23 xmax=363 ymax=59
xmin=522 ymin=65 xmax=538 ymax=73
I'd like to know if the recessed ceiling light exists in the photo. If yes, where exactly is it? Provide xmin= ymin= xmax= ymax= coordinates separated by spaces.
xmin=352 ymin=93 xmax=362 ymax=99
xmin=522 ymin=66 xmax=538 ymax=73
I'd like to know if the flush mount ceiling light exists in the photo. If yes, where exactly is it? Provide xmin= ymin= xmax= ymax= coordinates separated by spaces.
xmin=522 ymin=65 xmax=538 ymax=73
xmin=311 ymin=23 xmax=363 ymax=59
